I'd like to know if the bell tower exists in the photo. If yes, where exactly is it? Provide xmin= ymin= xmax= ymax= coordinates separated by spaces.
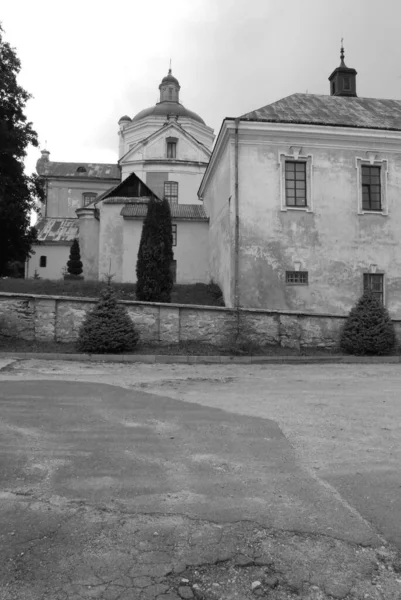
xmin=328 ymin=42 xmax=357 ymax=97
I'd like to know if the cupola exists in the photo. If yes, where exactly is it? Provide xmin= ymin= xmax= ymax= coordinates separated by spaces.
xmin=328 ymin=43 xmax=357 ymax=97
xmin=159 ymin=68 xmax=180 ymax=103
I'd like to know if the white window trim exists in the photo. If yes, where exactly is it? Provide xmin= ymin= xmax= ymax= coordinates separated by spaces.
xmin=355 ymin=154 xmax=388 ymax=216
xmin=363 ymin=271 xmax=386 ymax=306
xmin=279 ymin=149 xmax=313 ymax=213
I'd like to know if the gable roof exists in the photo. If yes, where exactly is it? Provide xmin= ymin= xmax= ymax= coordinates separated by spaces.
xmin=101 ymin=171 xmax=158 ymax=203
xmin=36 ymin=160 xmax=120 ymax=179
xmin=121 ymin=203 xmax=208 ymax=221
xmin=34 ymin=218 xmax=78 ymax=245
xmin=240 ymin=93 xmax=401 ymax=131
xmin=119 ymin=121 xmax=211 ymax=164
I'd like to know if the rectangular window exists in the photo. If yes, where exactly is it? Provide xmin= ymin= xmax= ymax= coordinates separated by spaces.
xmin=362 ymin=166 xmax=381 ymax=211
xmin=343 ymin=77 xmax=351 ymax=91
xmin=167 ymin=141 xmax=176 ymax=158
xmin=39 ymin=256 xmax=47 ymax=268
xmin=164 ymin=181 xmax=178 ymax=204
xmin=285 ymin=161 xmax=307 ymax=207
xmin=286 ymin=271 xmax=308 ymax=285
xmin=172 ymin=224 xmax=177 ymax=246
xmin=83 ymin=192 xmax=97 ymax=207
xmin=364 ymin=273 xmax=384 ymax=304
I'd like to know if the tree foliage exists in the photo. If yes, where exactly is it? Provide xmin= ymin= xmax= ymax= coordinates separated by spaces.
xmin=340 ymin=290 xmax=395 ymax=355
xmin=76 ymin=284 xmax=139 ymax=354
xmin=0 ymin=24 xmax=44 ymax=276
xmin=136 ymin=197 xmax=174 ymax=302
xmin=67 ymin=238 xmax=83 ymax=276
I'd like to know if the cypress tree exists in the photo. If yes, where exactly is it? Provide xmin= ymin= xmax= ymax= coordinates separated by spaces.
xmin=67 ymin=238 xmax=83 ymax=276
xmin=76 ymin=284 xmax=139 ymax=353
xmin=340 ymin=289 xmax=395 ymax=355
xmin=136 ymin=197 xmax=174 ymax=302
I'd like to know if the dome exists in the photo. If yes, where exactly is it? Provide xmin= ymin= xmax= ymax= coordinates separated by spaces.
xmin=161 ymin=72 xmax=180 ymax=86
xmin=118 ymin=114 xmax=131 ymax=123
xmin=132 ymin=101 xmax=205 ymax=125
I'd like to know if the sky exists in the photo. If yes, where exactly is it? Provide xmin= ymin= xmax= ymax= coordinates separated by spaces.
xmin=2 ymin=0 xmax=401 ymax=177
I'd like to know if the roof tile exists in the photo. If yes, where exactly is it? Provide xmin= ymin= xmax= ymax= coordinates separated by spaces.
xmin=37 ymin=161 xmax=120 ymax=179
xmin=121 ymin=203 xmax=208 ymax=221
xmin=35 ymin=218 xmax=78 ymax=244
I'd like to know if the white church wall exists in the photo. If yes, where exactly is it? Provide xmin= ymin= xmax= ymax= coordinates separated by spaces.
xmin=79 ymin=216 xmax=100 ymax=281
xmin=26 ymin=245 xmax=69 ymax=280
xmin=98 ymin=204 xmax=124 ymax=282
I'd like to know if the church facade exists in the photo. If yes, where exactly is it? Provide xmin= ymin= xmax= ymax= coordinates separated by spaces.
xmin=30 ymin=70 xmax=214 ymax=283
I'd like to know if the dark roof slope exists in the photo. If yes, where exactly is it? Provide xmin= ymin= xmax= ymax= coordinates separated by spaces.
xmin=35 ymin=218 xmax=78 ymax=244
xmin=37 ymin=160 xmax=120 ymax=179
xmin=132 ymin=101 xmax=205 ymax=125
xmin=240 ymin=93 xmax=401 ymax=131
xmin=121 ymin=203 xmax=208 ymax=221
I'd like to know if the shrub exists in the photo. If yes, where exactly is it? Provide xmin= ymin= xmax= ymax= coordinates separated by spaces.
xmin=67 ymin=238 xmax=83 ymax=276
xmin=136 ymin=197 xmax=173 ymax=302
xmin=340 ymin=290 xmax=395 ymax=355
xmin=76 ymin=284 xmax=139 ymax=354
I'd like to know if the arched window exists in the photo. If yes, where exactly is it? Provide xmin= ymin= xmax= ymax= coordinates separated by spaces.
xmin=82 ymin=192 xmax=97 ymax=207
xmin=76 ymin=166 xmax=87 ymax=173
xmin=164 ymin=181 xmax=178 ymax=205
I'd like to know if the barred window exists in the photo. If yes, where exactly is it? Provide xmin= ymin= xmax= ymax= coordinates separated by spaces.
xmin=362 ymin=166 xmax=381 ymax=211
xmin=363 ymin=273 xmax=384 ymax=304
xmin=285 ymin=161 xmax=307 ymax=207
xmin=164 ymin=181 xmax=178 ymax=204
xmin=286 ymin=271 xmax=308 ymax=285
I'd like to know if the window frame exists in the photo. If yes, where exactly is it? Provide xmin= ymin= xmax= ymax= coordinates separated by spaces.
xmin=279 ymin=152 xmax=313 ymax=212
xmin=82 ymin=192 xmax=97 ymax=207
xmin=285 ymin=160 xmax=307 ymax=208
xmin=167 ymin=141 xmax=177 ymax=159
xmin=285 ymin=271 xmax=308 ymax=285
xmin=361 ymin=165 xmax=382 ymax=212
xmin=172 ymin=224 xmax=177 ymax=246
xmin=363 ymin=273 xmax=384 ymax=305
xmin=39 ymin=256 xmax=47 ymax=268
xmin=356 ymin=157 xmax=388 ymax=216
xmin=164 ymin=181 xmax=179 ymax=204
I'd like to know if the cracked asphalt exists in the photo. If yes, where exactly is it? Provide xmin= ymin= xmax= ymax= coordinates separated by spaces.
xmin=1 ymin=358 xmax=401 ymax=599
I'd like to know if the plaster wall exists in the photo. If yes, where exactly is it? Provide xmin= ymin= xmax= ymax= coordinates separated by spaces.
xmin=202 ymin=143 xmax=233 ymax=306
xmin=98 ymin=203 xmax=124 ymax=282
xmin=78 ymin=217 xmax=100 ymax=280
xmin=122 ymin=220 xmax=209 ymax=284
xmin=26 ymin=245 xmax=69 ymax=280
xmin=46 ymin=180 xmax=115 ymax=218
xmin=236 ymin=129 xmax=401 ymax=316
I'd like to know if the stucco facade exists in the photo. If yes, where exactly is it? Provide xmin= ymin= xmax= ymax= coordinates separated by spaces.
xmin=200 ymin=54 xmax=401 ymax=317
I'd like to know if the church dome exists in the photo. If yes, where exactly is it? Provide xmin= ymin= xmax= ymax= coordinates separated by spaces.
xmin=131 ymin=69 xmax=205 ymax=125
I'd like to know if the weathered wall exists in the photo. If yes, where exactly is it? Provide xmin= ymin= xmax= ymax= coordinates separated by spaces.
xmin=202 ymin=142 xmax=233 ymax=306
xmin=46 ymin=180 xmax=114 ymax=218
xmin=3 ymin=291 xmax=396 ymax=351
xmin=122 ymin=220 xmax=209 ymax=284
xmin=232 ymin=125 xmax=401 ymax=317
xmin=78 ymin=216 xmax=100 ymax=280
xmin=25 ymin=245 xmax=70 ymax=280
xmin=98 ymin=203 xmax=124 ymax=281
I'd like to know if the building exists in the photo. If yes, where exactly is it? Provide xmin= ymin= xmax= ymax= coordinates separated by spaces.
xmin=31 ymin=69 xmax=214 ymax=283
xmin=27 ymin=155 xmax=120 ymax=279
xmin=200 ymin=47 xmax=401 ymax=317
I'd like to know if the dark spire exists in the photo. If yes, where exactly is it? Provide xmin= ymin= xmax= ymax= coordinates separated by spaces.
xmin=328 ymin=41 xmax=357 ymax=97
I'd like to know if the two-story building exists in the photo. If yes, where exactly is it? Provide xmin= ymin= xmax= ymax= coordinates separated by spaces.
xmin=199 ymin=47 xmax=401 ymax=317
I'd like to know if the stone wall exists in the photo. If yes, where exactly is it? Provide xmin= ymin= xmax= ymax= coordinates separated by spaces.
xmin=1 ymin=291 xmax=400 ymax=350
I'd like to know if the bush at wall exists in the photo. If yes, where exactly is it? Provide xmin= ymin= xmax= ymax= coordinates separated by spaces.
xmin=136 ymin=197 xmax=174 ymax=302
xmin=76 ymin=284 xmax=139 ymax=354
xmin=66 ymin=238 xmax=83 ymax=277
xmin=340 ymin=290 xmax=395 ymax=355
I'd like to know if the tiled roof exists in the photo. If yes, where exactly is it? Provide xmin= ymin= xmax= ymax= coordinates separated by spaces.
xmin=121 ymin=203 xmax=208 ymax=221
xmin=104 ymin=197 xmax=152 ymax=205
xmin=240 ymin=93 xmax=401 ymax=131
xmin=35 ymin=218 xmax=78 ymax=244
xmin=37 ymin=160 xmax=120 ymax=179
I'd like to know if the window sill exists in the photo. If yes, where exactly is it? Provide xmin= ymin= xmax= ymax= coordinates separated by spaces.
xmin=281 ymin=206 xmax=312 ymax=213
xmin=358 ymin=210 xmax=388 ymax=216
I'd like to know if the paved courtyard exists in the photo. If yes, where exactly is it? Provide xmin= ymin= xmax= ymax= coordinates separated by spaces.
xmin=1 ymin=358 xmax=401 ymax=599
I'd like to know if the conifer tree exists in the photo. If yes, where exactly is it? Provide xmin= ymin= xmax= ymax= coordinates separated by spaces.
xmin=67 ymin=238 xmax=83 ymax=276
xmin=0 ymin=24 xmax=44 ymax=275
xmin=76 ymin=284 xmax=139 ymax=353
xmin=340 ymin=289 xmax=395 ymax=355
xmin=136 ymin=197 xmax=174 ymax=302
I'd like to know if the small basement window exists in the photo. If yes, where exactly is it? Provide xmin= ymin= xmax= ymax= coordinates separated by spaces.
xmin=286 ymin=271 xmax=308 ymax=285
xmin=39 ymin=256 xmax=47 ymax=268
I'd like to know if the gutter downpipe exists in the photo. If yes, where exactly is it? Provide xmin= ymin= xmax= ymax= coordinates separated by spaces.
xmin=234 ymin=118 xmax=240 ymax=339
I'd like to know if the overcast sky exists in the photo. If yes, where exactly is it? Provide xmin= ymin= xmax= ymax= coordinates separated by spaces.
xmin=2 ymin=0 xmax=401 ymax=175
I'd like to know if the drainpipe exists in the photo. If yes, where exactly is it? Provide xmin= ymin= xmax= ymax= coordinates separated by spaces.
xmin=234 ymin=118 xmax=240 ymax=338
